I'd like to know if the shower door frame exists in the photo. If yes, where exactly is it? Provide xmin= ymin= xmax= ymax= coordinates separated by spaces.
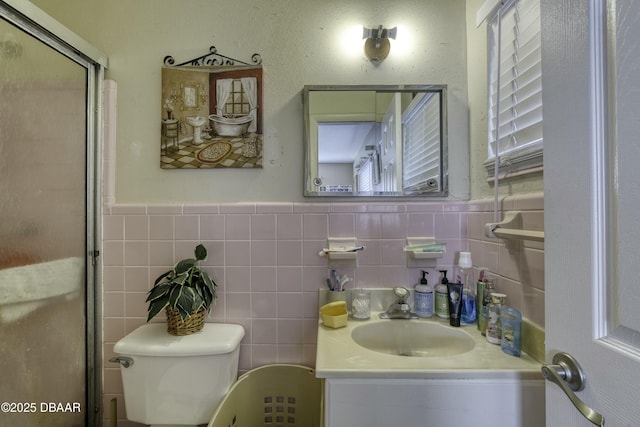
xmin=0 ymin=1 xmax=107 ymax=426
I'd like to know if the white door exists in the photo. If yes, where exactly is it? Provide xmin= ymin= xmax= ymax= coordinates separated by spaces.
xmin=543 ymin=0 xmax=640 ymax=426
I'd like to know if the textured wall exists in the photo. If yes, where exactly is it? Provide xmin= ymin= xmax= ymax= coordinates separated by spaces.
xmin=32 ymin=0 xmax=470 ymax=203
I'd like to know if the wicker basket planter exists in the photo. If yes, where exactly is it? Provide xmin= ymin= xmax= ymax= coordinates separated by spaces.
xmin=146 ymin=245 xmax=218 ymax=335
xmin=166 ymin=307 xmax=206 ymax=336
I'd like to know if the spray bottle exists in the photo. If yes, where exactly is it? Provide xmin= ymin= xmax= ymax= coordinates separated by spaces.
xmin=458 ymin=252 xmax=476 ymax=324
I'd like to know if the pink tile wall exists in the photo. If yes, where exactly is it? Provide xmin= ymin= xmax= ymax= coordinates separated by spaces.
xmin=101 ymin=197 xmax=544 ymax=424
xmin=466 ymin=192 xmax=545 ymax=328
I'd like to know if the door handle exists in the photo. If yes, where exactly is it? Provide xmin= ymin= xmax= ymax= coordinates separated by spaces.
xmin=109 ymin=356 xmax=134 ymax=368
xmin=541 ymin=352 xmax=605 ymax=426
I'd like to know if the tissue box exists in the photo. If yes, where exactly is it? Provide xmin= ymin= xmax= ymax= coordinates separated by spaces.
xmin=320 ymin=301 xmax=348 ymax=328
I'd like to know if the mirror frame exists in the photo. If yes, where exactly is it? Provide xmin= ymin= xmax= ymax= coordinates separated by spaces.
xmin=180 ymin=81 xmax=201 ymax=110
xmin=303 ymin=84 xmax=448 ymax=198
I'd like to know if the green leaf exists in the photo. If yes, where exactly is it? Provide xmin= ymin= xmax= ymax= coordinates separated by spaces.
xmin=202 ymin=273 xmax=216 ymax=292
xmin=193 ymin=281 xmax=205 ymax=299
xmin=175 ymin=303 xmax=191 ymax=320
xmin=147 ymin=294 xmax=169 ymax=322
xmin=192 ymin=292 xmax=204 ymax=311
xmin=176 ymin=286 xmax=196 ymax=311
xmin=200 ymin=282 xmax=213 ymax=303
xmin=177 ymin=285 xmax=193 ymax=302
xmin=154 ymin=270 xmax=173 ymax=286
xmin=146 ymin=283 xmax=171 ymax=302
xmin=173 ymin=272 xmax=190 ymax=286
xmin=175 ymin=259 xmax=196 ymax=275
xmin=202 ymin=290 xmax=212 ymax=308
xmin=174 ymin=287 xmax=206 ymax=320
xmin=195 ymin=244 xmax=207 ymax=261
xmin=168 ymin=284 xmax=184 ymax=309
xmin=203 ymin=283 xmax=215 ymax=305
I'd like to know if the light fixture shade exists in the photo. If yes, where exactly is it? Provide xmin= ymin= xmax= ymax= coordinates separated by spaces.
xmin=364 ymin=37 xmax=391 ymax=63
xmin=362 ymin=25 xmax=397 ymax=63
xmin=386 ymin=26 xmax=397 ymax=39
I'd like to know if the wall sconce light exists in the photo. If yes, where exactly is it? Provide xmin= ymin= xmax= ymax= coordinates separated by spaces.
xmin=362 ymin=25 xmax=397 ymax=63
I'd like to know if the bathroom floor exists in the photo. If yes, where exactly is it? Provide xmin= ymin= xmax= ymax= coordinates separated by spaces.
xmin=161 ymin=133 xmax=263 ymax=169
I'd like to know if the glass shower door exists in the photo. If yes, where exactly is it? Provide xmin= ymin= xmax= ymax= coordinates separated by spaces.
xmin=0 ymin=3 xmax=101 ymax=426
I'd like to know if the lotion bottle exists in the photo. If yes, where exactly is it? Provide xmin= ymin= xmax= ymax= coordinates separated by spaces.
xmin=435 ymin=270 xmax=450 ymax=319
xmin=414 ymin=270 xmax=433 ymax=318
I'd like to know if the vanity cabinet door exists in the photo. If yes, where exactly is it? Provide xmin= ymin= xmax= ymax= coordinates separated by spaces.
xmin=324 ymin=378 xmax=544 ymax=427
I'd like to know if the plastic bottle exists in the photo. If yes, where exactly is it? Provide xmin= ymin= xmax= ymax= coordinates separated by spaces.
xmin=435 ymin=270 xmax=450 ymax=319
xmin=480 ymin=278 xmax=495 ymax=336
xmin=486 ymin=293 xmax=507 ymax=344
xmin=476 ymin=271 xmax=486 ymax=330
xmin=500 ymin=306 xmax=522 ymax=357
xmin=458 ymin=252 xmax=476 ymax=324
xmin=414 ymin=270 xmax=433 ymax=318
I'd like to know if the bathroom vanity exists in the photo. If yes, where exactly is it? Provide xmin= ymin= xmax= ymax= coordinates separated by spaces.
xmin=315 ymin=310 xmax=544 ymax=427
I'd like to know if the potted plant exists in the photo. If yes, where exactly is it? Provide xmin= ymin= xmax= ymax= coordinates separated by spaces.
xmin=146 ymin=244 xmax=217 ymax=335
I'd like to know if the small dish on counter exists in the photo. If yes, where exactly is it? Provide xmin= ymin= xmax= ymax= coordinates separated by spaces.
xmin=319 ymin=301 xmax=348 ymax=328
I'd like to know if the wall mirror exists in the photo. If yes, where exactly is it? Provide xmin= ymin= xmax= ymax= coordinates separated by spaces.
xmin=180 ymin=82 xmax=201 ymax=110
xmin=303 ymin=85 xmax=447 ymax=197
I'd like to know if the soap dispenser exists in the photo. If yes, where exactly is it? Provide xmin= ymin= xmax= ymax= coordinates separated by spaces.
xmin=414 ymin=270 xmax=433 ymax=318
xmin=435 ymin=270 xmax=450 ymax=319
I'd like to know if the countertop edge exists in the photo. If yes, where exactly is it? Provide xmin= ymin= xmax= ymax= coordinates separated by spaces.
xmin=315 ymin=368 xmax=544 ymax=380
xmin=316 ymin=311 xmax=543 ymax=380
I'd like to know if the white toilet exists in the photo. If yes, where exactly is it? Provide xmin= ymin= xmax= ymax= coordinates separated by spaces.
xmin=112 ymin=323 xmax=244 ymax=427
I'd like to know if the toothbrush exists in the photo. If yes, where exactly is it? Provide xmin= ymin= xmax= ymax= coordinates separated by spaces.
xmin=318 ymin=245 xmax=366 ymax=256
xmin=330 ymin=269 xmax=339 ymax=291
xmin=402 ymin=243 xmax=447 ymax=252
xmin=326 ymin=278 xmax=334 ymax=291
xmin=338 ymin=275 xmax=351 ymax=291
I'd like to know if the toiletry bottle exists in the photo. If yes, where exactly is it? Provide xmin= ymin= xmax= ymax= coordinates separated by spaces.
xmin=480 ymin=278 xmax=495 ymax=336
xmin=414 ymin=271 xmax=433 ymax=318
xmin=447 ymin=281 xmax=463 ymax=327
xmin=500 ymin=306 xmax=522 ymax=357
xmin=435 ymin=270 xmax=450 ymax=319
xmin=486 ymin=293 xmax=507 ymax=344
xmin=476 ymin=270 xmax=486 ymax=330
xmin=458 ymin=252 xmax=476 ymax=324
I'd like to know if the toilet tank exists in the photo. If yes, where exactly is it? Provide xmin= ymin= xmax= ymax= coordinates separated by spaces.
xmin=113 ymin=323 xmax=244 ymax=425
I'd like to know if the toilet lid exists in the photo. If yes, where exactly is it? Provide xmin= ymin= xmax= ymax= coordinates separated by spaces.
xmin=114 ymin=323 xmax=245 ymax=356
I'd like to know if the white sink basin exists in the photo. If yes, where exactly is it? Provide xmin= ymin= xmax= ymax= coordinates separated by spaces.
xmin=351 ymin=321 xmax=475 ymax=357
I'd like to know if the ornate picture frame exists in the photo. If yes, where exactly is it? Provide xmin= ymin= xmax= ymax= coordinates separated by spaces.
xmin=160 ymin=47 xmax=263 ymax=169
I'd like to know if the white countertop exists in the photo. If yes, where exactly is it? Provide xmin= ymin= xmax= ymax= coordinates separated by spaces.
xmin=315 ymin=313 xmax=543 ymax=380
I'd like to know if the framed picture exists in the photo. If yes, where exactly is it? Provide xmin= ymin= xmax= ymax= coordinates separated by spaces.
xmin=160 ymin=65 xmax=263 ymax=169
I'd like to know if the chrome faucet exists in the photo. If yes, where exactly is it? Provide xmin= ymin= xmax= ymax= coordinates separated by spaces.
xmin=379 ymin=287 xmax=417 ymax=319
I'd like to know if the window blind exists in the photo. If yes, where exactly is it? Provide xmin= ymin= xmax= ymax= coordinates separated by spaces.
xmin=357 ymin=158 xmax=373 ymax=193
xmin=486 ymin=0 xmax=543 ymax=175
xmin=402 ymin=93 xmax=441 ymax=192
